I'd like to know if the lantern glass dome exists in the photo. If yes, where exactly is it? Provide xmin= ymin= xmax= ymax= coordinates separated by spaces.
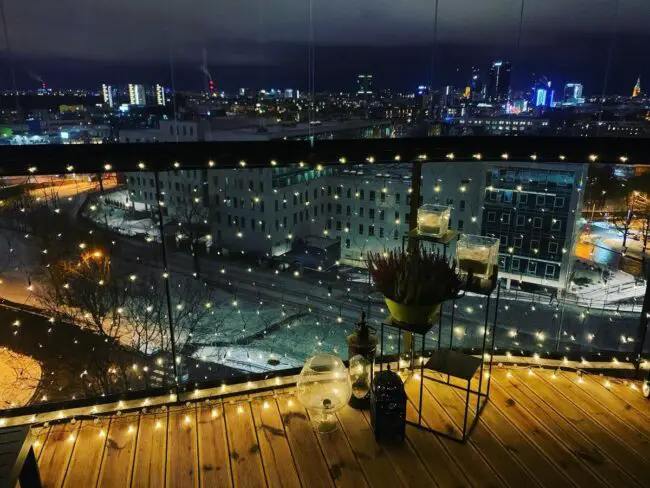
xmin=349 ymin=354 xmax=371 ymax=400
xmin=297 ymin=354 xmax=352 ymax=434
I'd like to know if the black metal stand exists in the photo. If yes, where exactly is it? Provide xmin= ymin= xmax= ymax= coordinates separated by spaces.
xmin=401 ymin=228 xmax=460 ymax=258
xmin=378 ymin=278 xmax=501 ymax=443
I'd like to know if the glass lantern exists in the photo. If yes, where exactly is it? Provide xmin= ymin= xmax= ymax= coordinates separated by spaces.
xmin=456 ymin=234 xmax=500 ymax=280
xmin=417 ymin=204 xmax=451 ymax=237
xmin=347 ymin=312 xmax=377 ymax=409
xmin=349 ymin=354 xmax=372 ymax=406
xmin=296 ymin=354 xmax=352 ymax=434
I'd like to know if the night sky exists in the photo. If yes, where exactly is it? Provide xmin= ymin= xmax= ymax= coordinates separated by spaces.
xmin=1 ymin=0 xmax=649 ymax=94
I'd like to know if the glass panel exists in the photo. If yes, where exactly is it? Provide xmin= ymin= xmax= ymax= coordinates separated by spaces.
xmin=0 ymin=171 xmax=171 ymax=410
xmin=0 ymin=157 xmax=647 ymax=413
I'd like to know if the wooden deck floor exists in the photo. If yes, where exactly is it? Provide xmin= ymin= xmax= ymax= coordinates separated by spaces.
xmin=31 ymin=367 xmax=650 ymax=488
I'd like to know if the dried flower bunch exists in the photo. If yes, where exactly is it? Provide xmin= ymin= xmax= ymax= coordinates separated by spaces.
xmin=367 ymin=247 xmax=462 ymax=306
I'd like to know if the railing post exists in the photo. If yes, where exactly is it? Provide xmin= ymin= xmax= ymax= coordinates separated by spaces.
xmin=154 ymin=171 xmax=180 ymax=393
xmin=633 ymin=266 xmax=650 ymax=377
xmin=404 ymin=161 xmax=423 ymax=362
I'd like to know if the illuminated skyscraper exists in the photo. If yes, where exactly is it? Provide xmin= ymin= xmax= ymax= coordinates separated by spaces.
xmin=470 ymin=66 xmax=483 ymax=101
xmin=155 ymin=84 xmax=166 ymax=106
xmin=532 ymin=77 xmax=554 ymax=108
xmin=101 ymin=84 xmax=114 ymax=108
xmin=632 ymin=77 xmax=641 ymax=98
xmin=486 ymin=61 xmax=511 ymax=103
xmin=128 ymin=84 xmax=146 ymax=106
xmin=357 ymin=75 xmax=373 ymax=96
xmin=563 ymin=83 xmax=584 ymax=104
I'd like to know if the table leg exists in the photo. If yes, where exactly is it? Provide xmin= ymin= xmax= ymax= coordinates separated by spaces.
xmin=380 ymin=322 xmax=384 ymax=371
xmin=418 ymin=333 xmax=425 ymax=425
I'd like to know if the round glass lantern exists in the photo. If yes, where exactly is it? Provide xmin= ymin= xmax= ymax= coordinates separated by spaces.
xmin=643 ymin=381 xmax=649 ymax=399
xmin=296 ymin=354 xmax=352 ymax=434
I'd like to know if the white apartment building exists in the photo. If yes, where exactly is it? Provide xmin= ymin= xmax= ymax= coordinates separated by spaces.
xmin=126 ymin=160 xmax=585 ymax=289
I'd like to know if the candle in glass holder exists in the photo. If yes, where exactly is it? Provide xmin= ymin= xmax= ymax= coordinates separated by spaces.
xmin=458 ymin=247 xmax=490 ymax=277
xmin=417 ymin=204 xmax=450 ymax=237
xmin=418 ymin=213 xmax=441 ymax=235
xmin=456 ymin=235 xmax=500 ymax=280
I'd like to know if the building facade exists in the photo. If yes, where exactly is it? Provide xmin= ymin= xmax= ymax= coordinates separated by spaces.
xmin=480 ymin=161 xmax=586 ymax=290
xmin=487 ymin=61 xmax=512 ymax=103
xmin=126 ymin=160 xmax=586 ymax=290
xmin=128 ymin=84 xmax=146 ymax=106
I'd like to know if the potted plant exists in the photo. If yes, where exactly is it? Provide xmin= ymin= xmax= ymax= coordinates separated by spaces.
xmin=367 ymin=247 xmax=462 ymax=328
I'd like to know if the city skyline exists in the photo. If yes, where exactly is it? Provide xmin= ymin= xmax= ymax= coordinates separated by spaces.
xmin=1 ymin=0 xmax=650 ymax=93
xmin=0 ymin=51 xmax=645 ymax=98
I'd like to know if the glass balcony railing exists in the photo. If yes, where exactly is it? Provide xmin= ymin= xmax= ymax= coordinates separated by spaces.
xmin=0 ymin=139 xmax=647 ymax=417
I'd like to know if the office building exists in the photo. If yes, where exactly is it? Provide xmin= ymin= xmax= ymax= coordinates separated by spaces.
xmin=470 ymin=66 xmax=483 ymax=101
xmin=128 ymin=84 xmax=146 ymax=106
xmin=101 ymin=84 xmax=114 ymax=108
xmin=486 ymin=61 xmax=511 ymax=103
xmin=357 ymin=75 xmax=373 ymax=96
xmin=563 ymin=83 xmax=584 ymax=104
xmin=480 ymin=161 xmax=586 ymax=290
xmin=533 ymin=77 xmax=554 ymax=108
xmin=446 ymin=116 xmax=549 ymax=136
xmin=155 ymin=84 xmax=166 ymax=106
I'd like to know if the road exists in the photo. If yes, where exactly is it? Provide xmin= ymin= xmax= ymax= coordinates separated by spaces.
xmin=576 ymin=221 xmax=648 ymax=277
xmin=109 ymin=233 xmax=643 ymax=359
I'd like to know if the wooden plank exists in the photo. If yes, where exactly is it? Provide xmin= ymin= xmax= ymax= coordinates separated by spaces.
xmin=62 ymin=418 xmax=110 ymax=488
xmin=488 ymin=374 xmax=597 ymax=488
xmin=442 ymin=371 xmax=574 ymax=488
xmin=336 ymin=405 xmax=406 ymax=488
xmin=276 ymin=391 xmax=334 ymax=488
xmin=553 ymin=372 xmax=650 ymax=461
xmin=575 ymin=374 xmax=650 ymax=436
xmin=250 ymin=395 xmax=300 ymax=488
xmin=32 ymin=426 xmax=50 ymax=460
xmin=38 ymin=422 xmax=80 ymax=488
xmin=97 ymin=413 xmax=139 ymax=488
xmin=403 ymin=373 xmax=462 ymax=439
xmin=403 ymin=373 xmax=505 ymax=488
xmin=422 ymin=374 xmax=539 ymax=488
xmin=361 ymin=407 xmax=439 ymax=488
xmin=166 ymin=405 xmax=199 ymax=488
xmin=596 ymin=378 xmax=650 ymax=421
xmin=404 ymin=420 xmax=471 ymax=488
xmin=524 ymin=369 xmax=650 ymax=484
xmin=132 ymin=409 xmax=168 ymax=488
xmin=196 ymin=401 xmax=233 ymax=488
xmin=307 ymin=408 xmax=369 ymax=488
xmin=492 ymin=371 xmax=623 ymax=488
xmin=223 ymin=397 xmax=267 ymax=488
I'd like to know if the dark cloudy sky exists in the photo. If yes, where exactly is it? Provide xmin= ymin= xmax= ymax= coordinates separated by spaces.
xmin=1 ymin=0 xmax=649 ymax=93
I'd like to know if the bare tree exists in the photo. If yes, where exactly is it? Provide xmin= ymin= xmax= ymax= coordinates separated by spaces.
xmin=165 ymin=172 xmax=210 ymax=279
